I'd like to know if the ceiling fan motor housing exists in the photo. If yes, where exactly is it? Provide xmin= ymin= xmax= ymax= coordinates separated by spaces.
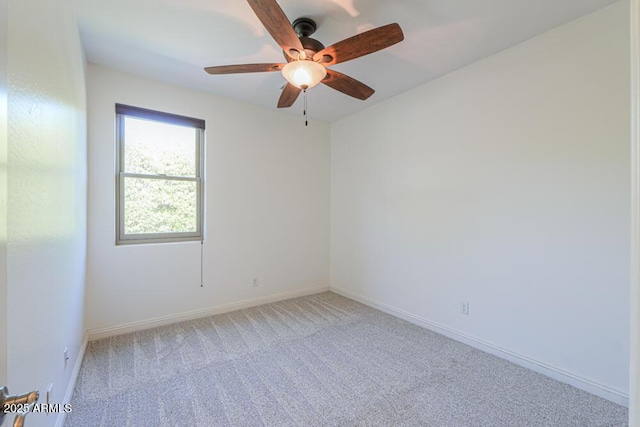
xmin=291 ymin=18 xmax=325 ymax=59
xmin=300 ymin=37 xmax=325 ymax=58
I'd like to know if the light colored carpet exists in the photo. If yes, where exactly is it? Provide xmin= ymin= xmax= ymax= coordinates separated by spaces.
xmin=65 ymin=292 xmax=628 ymax=426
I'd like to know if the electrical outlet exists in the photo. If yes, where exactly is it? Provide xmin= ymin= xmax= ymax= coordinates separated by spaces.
xmin=460 ymin=302 xmax=470 ymax=316
xmin=252 ymin=277 xmax=259 ymax=287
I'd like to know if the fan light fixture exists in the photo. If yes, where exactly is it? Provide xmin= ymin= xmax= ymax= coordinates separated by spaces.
xmin=204 ymin=2 xmax=405 ymax=111
xmin=281 ymin=60 xmax=327 ymax=89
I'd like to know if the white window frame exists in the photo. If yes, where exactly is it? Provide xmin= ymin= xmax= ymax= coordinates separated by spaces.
xmin=115 ymin=104 xmax=205 ymax=245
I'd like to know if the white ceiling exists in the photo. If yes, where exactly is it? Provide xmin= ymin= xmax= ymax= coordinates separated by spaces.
xmin=75 ymin=0 xmax=619 ymax=123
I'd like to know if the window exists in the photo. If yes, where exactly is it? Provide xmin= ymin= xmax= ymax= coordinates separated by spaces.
xmin=116 ymin=104 xmax=204 ymax=244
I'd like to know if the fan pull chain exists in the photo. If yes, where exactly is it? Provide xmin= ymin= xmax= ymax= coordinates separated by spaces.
xmin=303 ymin=88 xmax=308 ymax=126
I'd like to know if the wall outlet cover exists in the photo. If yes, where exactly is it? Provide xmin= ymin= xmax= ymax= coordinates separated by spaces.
xmin=460 ymin=303 xmax=470 ymax=315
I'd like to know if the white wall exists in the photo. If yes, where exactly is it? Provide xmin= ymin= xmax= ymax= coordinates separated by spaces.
xmin=630 ymin=0 xmax=640 ymax=421
xmin=5 ymin=0 xmax=87 ymax=426
xmin=86 ymin=65 xmax=330 ymax=333
xmin=331 ymin=1 xmax=630 ymax=403
xmin=0 ymin=0 xmax=7 ymax=388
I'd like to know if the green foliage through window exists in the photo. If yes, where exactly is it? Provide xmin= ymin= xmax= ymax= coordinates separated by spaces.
xmin=116 ymin=105 xmax=204 ymax=244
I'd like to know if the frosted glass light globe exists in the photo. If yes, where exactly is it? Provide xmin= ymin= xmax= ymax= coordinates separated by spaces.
xmin=281 ymin=60 xmax=327 ymax=89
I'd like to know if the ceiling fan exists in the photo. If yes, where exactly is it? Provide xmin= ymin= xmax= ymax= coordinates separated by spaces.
xmin=204 ymin=0 xmax=404 ymax=109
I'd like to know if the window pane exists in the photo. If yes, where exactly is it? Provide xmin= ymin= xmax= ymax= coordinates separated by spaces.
xmin=124 ymin=117 xmax=196 ymax=176
xmin=123 ymin=177 xmax=198 ymax=235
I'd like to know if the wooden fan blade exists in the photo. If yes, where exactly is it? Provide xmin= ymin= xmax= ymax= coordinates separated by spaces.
xmin=204 ymin=63 xmax=285 ymax=74
xmin=313 ymin=23 xmax=404 ymax=65
xmin=322 ymin=69 xmax=374 ymax=100
xmin=247 ymin=0 xmax=304 ymax=59
xmin=278 ymin=83 xmax=301 ymax=108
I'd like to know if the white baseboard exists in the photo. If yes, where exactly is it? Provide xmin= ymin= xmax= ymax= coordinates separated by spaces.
xmin=55 ymin=334 xmax=88 ymax=427
xmin=330 ymin=286 xmax=629 ymax=407
xmin=87 ymin=285 xmax=330 ymax=341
